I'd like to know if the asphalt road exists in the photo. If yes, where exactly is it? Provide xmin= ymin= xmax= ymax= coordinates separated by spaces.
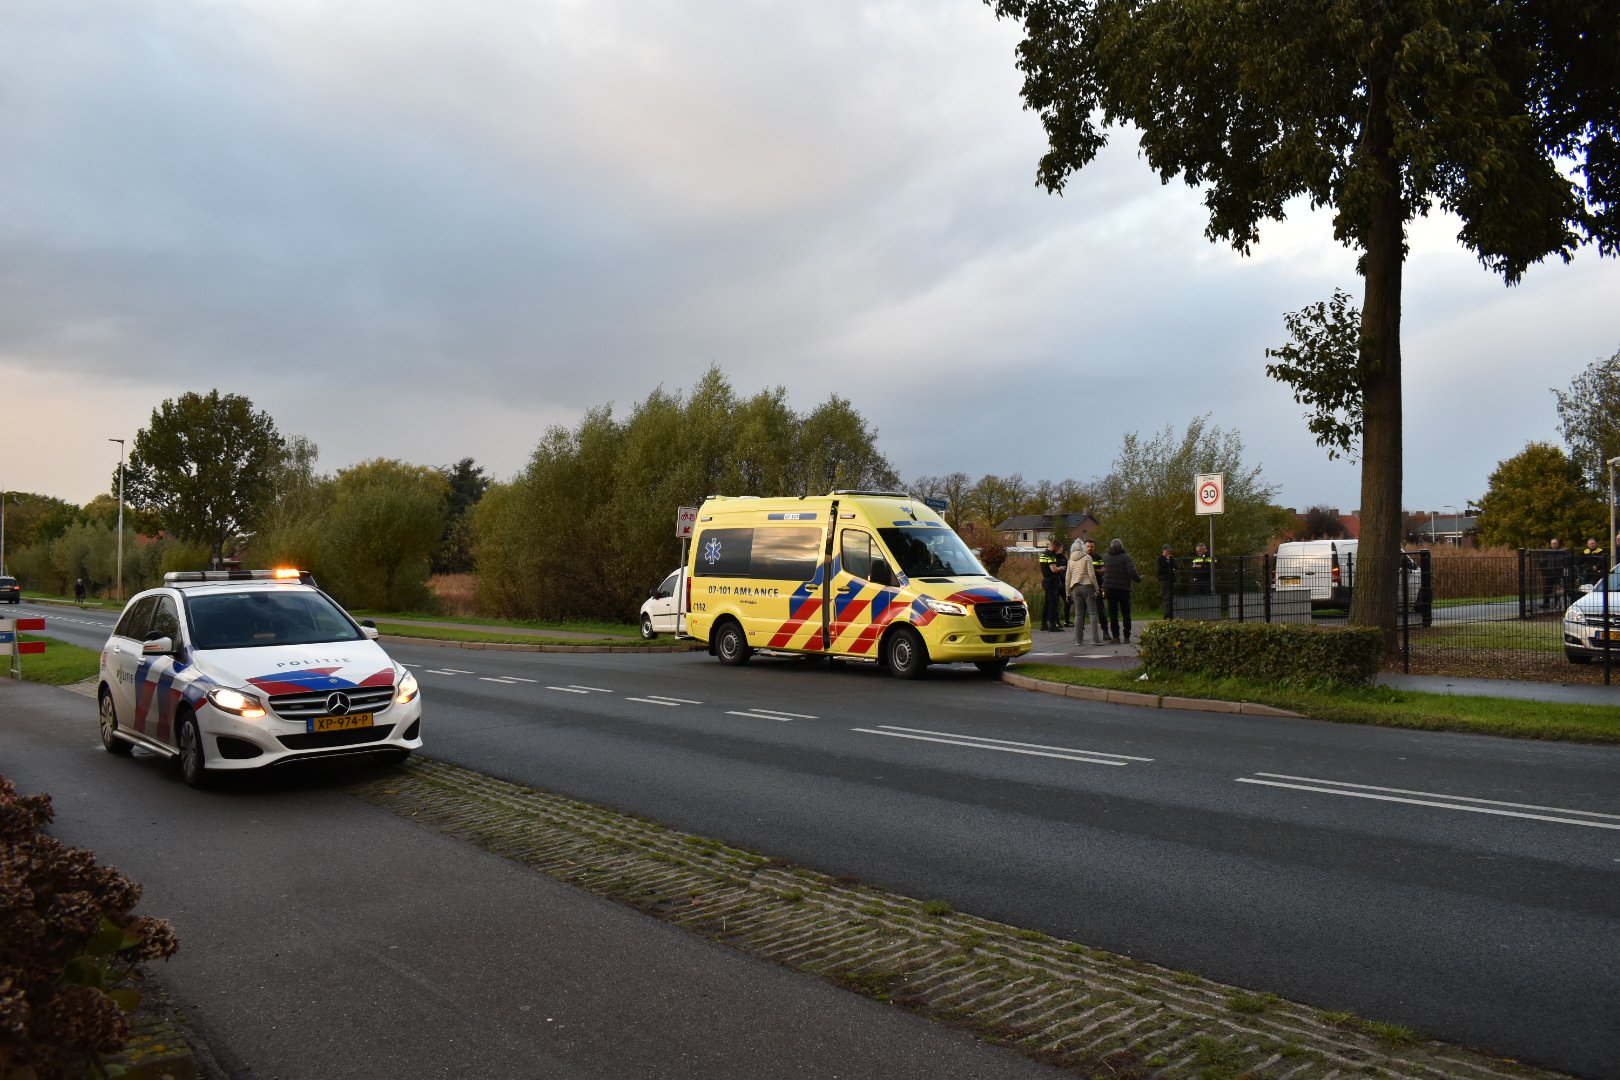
xmin=393 ymin=643 xmax=1619 ymax=1079
xmin=15 ymin=601 xmax=1620 ymax=1077
xmin=2 ymin=679 xmax=1061 ymax=1080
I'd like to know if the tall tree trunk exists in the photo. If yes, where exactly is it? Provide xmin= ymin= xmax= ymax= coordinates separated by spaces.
xmin=1352 ymin=38 xmax=1405 ymax=656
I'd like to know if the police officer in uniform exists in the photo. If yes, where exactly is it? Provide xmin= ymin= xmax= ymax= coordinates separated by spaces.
xmin=1191 ymin=543 xmax=1213 ymax=595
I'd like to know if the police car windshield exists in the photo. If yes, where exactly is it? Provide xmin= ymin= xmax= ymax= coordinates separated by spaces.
xmin=878 ymin=527 xmax=987 ymax=579
xmin=186 ymin=590 xmax=365 ymax=650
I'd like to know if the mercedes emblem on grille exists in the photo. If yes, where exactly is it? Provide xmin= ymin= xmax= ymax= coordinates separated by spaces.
xmin=326 ymin=692 xmax=351 ymax=716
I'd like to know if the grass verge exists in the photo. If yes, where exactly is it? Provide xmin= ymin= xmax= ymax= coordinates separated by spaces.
xmin=10 ymin=636 xmax=101 ymax=686
xmin=352 ymin=609 xmax=638 ymax=637
xmin=1013 ymin=663 xmax=1620 ymax=743
xmin=371 ymin=621 xmax=688 ymax=648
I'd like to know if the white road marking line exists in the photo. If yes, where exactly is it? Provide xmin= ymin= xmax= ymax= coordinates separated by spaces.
xmin=1237 ymin=776 xmax=1620 ymax=831
xmin=546 ymin=686 xmax=591 ymax=694
xmin=502 ymin=676 xmax=539 ymax=683
xmin=626 ymin=697 xmax=679 ymax=706
xmin=852 ymin=727 xmax=1132 ymax=766
xmin=479 ymin=677 xmax=517 ymax=684
xmin=567 ymin=685 xmax=614 ymax=693
xmin=727 ymin=710 xmax=793 ymax=722
xmin=1253 ymin=773 xmax=1620 ymax=821
xmin=644 ymin=696 xmax=703 ymax=705
xmin=436 ymin=668 xmax=475 ymax=674
xmin=877 ymin=725 xmax=1152 ymax=762
xmin=746 ymin=708 xmax=817 ymax=720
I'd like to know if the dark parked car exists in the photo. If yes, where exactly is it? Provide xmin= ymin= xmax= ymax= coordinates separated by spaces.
xmin=0 ymin=576 xmax=20 ymax=603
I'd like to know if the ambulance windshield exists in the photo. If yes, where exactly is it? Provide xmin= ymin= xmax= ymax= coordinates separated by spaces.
xmin=878 ymin=527 xmax=988 ymax=579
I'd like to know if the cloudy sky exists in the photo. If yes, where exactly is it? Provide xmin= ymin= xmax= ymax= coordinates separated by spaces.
xmin=4 ymin=0 xmax=1616 ymax=518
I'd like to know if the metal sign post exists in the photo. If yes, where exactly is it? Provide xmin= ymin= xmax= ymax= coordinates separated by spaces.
xmin=675 ymin=506 xmax=697 ymax=638
xmin=1195 ymin=472 xmax=1225 ymax=567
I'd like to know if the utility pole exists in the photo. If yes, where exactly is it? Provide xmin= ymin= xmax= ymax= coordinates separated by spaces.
xmin=109 ymin=438 xmax=125 ymax=603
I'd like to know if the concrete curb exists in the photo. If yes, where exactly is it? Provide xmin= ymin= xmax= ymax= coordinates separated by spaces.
xmin=1003 ymin=671 xmax=1307 ymax=719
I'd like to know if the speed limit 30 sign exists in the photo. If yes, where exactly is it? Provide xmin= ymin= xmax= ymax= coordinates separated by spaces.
xmin=1195 ymin=473 xmax=1225 ymax=516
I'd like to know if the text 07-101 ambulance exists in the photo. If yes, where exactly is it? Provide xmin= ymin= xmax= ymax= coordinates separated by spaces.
xmin=684 ymin=491 xmax=1031 ymax=678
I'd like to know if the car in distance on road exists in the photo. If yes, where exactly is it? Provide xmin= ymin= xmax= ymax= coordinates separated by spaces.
xmin=1563 ymin=561 xmax=1620 ymax=664
xmin=0 ymin=576 xmax=19 ymax=603
xmin=97 ymin=568 xmax=422 ymax=787
xmin=639 ymin=567 xmax=686 ymax=638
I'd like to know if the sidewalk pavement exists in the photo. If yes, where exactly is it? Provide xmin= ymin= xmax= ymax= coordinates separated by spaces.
xmin=1020 ymin=623 xmax=1620 ymax=706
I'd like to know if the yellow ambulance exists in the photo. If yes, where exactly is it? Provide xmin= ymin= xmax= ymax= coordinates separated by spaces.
xmin=684 ymin=491 xmax=1031 ymax=677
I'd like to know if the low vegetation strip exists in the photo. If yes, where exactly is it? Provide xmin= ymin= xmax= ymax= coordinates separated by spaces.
xmin=372 ymin=622 xmax=698 ymax=650
xmin=350 ymin=758 xmax=1561 ymax=1080
xmin=1010 ymin=665 xmax=1620 ymax=744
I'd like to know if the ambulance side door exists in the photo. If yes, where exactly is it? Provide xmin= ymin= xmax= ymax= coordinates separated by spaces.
xmin=829 ymin=529 xmax=899 ymax=657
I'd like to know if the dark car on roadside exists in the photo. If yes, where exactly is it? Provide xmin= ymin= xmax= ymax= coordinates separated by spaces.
xmin=0 ymin=576 xmax=20 ymax=603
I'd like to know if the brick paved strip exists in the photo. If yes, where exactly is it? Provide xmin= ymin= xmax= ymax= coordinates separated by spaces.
xmin=350 ymin=758 xmax=1563 ymax=1080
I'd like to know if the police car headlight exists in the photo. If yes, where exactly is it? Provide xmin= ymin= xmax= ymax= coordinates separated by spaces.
xmin=920 ymin=597 xmax=968 ymax=617
xmin=1567 ymin=609 xmax=1586 ymax=625
xmin=207 ymin=687 xmax=266 ymax=718
xmin=395 ymin=669 xmax=420 ymax=705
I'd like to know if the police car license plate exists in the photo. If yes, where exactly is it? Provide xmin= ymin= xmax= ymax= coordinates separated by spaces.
xmin=309 ymin=712 xmax=374 ymax=733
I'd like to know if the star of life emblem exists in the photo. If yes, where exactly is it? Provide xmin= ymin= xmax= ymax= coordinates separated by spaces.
xmin=703 ymin=538 xmax=723 ymax=565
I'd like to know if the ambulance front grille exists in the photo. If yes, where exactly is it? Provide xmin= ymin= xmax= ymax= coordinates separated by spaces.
xmin=269 ymin=685 xmax=396 ymax=719
xmin=975 ymin=602 xmax=1027 ymax=630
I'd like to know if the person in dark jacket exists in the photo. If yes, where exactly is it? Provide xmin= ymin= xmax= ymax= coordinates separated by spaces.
xmin=1101 ymin=538 xmax=1142 ymax=643
xmin=1156 ymin=544 xmax=1178 ymax=619
xmin=1038 ymin=538 xmax=1065 ymax=631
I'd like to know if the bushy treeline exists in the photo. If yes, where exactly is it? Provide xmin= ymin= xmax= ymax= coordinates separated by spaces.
xmin=474 ymin=366 xmax=899 ymax=621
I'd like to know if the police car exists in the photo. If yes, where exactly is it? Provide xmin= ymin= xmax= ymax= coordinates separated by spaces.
xmin=97 ymin=569 xmax=422 ymax=787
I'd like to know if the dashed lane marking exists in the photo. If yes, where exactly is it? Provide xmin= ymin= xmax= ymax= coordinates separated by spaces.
xmin=625 ymin=697 xmax=679 ymax=706
xmin=853 ymin=724 xmax=1152 ymax=767
xmin=479 ymin=677 xmax=517 ymax=684
xmin=726 ymin=710 xmax=799 ymax=722
xmin=1237 ymin=772 xmax=1620 ymax=831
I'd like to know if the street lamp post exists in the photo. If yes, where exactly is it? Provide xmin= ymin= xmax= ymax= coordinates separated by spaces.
xmin=1441 ymin=504 xmax=1459 ymax=546
xmin=109 ymin=438 xmax=125 ymax=603
xmin=1 ymin=490 xmax=9 ymax=577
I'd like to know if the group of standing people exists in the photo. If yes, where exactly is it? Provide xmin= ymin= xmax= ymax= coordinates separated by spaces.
xmin=1540 ymin=537 xmax=1610 ymax=609
xmin=1039 ymin=537 xmax=1219 ymax=643
xmin=1040 ymin=536 xmax=1142 ymax=644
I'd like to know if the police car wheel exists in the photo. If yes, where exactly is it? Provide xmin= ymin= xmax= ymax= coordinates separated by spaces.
xmin=640 ymin=614 xmax=656 ymax=640
xmin=886 ymin=627 xmax=928 ymax=680
xmin=716 ymin=621 xmax=751 ymax=666
xmin=178 ymin=712 xmax=210 ymax=789
xmin=99 ymin=691 xmax=133 ymax=756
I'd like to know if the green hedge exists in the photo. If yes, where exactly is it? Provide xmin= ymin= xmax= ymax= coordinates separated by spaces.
xmin=1138 ymin=621 xmax=1383 ymax=686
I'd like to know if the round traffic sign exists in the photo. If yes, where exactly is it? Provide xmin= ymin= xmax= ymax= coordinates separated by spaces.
xmin=1199 ymin=481 xmax=1220 ymax=506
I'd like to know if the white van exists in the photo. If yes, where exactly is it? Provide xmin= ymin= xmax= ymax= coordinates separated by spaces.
xmin=638 ymin=567 xmax=687 ymax=639
xmin=1273 ymin=539 xmax=1430 ymax=623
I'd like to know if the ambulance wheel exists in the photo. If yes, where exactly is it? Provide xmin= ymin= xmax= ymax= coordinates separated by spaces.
xmin=177 ymin=710 xmax=211 ymax=789
xmin=715 ymin=620 xmax=752 ymax=666
xmin=885 ymin=627 xmax=929 ymax=680
xmin=99 ymin=690 xmax=133 ymax=756
xmin=974 ymin=659 xmax=1008 ymax=676
xmin=640 ymin=614 xmax=656 ymax=640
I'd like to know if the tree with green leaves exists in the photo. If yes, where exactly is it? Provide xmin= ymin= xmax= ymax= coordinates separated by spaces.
xmin=1475 ymin=442 xmax=1605 ymax=549
xmin=435 ymin=457 xmax=492 ymax=574
xmin=986 ymin=0 xmax=1620 ymax=649
xmin=1265 ymin=289 xmax=1364 ymax=460
xmin=122 ymin=391 xmax=289 ymax=565
xmin=1552 ymin=345 xmax=1620 ymax=492
xmin=1094 ymin=415 xmax=1295 ymax=609
xmin=318 ymin=459 xmax=449 ymax=611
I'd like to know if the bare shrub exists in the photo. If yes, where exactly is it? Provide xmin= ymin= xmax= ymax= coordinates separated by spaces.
xmin=429 ymin=573 xmax=481 ymax=618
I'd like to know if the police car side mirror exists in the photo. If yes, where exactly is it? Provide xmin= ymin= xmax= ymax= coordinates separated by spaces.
xmin=361 ymin=625 xmax=380 ymax=640
xmin=141 ymin=636 xmax=173 ymax=656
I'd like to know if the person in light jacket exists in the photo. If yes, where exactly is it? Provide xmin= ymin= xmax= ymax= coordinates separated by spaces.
xmin=1066 ymin=539 xmax=1102 ymax=645
xmin=1102 ymin=538 xmax=1142 ymax=643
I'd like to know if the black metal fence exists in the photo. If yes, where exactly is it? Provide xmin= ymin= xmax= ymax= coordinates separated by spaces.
xmin=1160 ymin=550 xmax=1617 ymax=685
